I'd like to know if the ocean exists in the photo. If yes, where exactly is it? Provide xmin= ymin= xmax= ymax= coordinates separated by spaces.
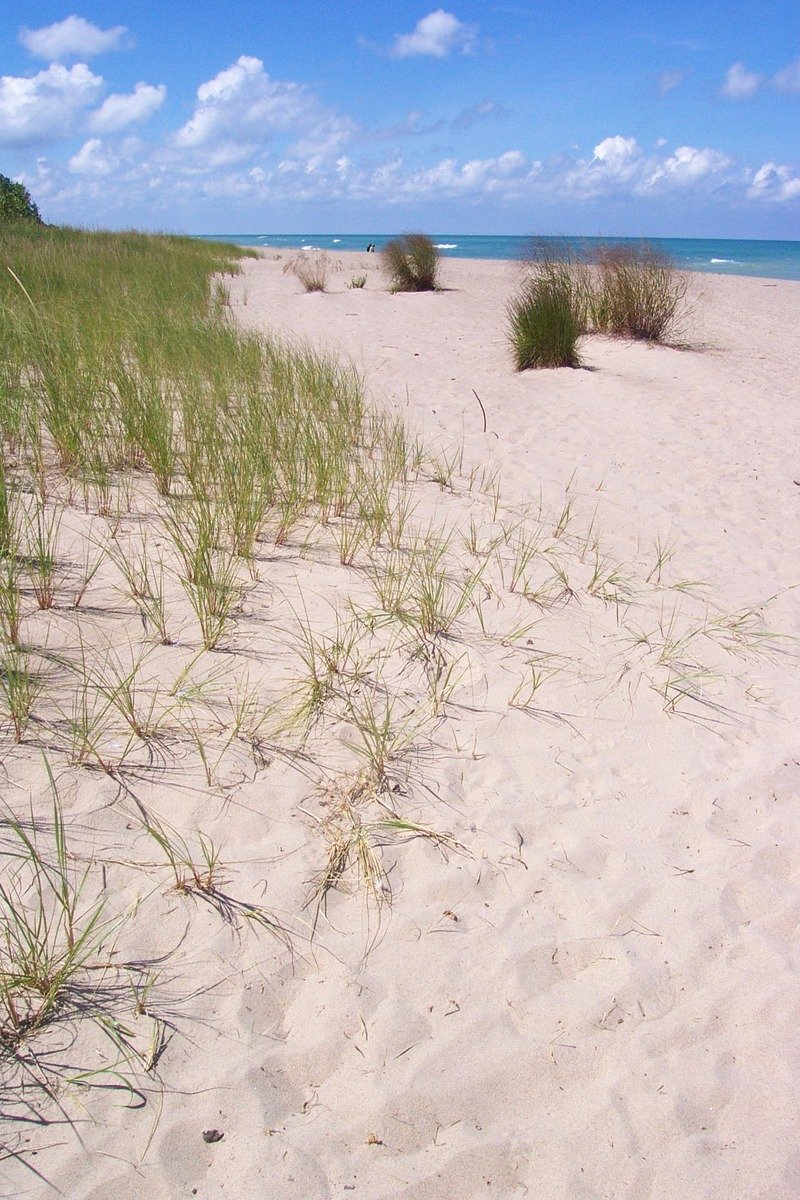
xmin=196 ymin=233 xmax=800 ymax=282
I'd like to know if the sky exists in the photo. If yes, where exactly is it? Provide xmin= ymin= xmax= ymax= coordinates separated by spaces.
xmin=1 ymin=2 xmax=799 ymax=238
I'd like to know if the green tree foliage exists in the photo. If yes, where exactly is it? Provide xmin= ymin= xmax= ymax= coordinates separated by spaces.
xmin=0 ymin=174 xmax=43 ymax=224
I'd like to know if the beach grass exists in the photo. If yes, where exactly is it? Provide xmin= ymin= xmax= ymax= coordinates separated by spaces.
xmin=588 ymin=241 xmax=689 ymax=342
xmin=508 ymin=270 xmax=584 ymax=369
xmin=0 ymin=223 xmax=783 ymax=1187
xmin=282 ymin=249 xmax=339 ymax=292
xmin=381 ymin=233 xmax=439 ymax=292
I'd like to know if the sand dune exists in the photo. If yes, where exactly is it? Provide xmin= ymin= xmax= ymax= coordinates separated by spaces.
xmin=11 ymin=253 xmax=800 ymax=1200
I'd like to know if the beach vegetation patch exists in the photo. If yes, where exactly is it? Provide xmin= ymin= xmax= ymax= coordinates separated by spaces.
xmin=508 ymin=265 xmax=584 ymax=370
xmin=0 ymin=220 xmax=786 ymax=1183
xmin=589 ymin=241 xmax=689 ymax=342
xmin=282 ymin=249 xmax=338 ymax=292
xmin=381 ymin=233 xmax=439 ymax=292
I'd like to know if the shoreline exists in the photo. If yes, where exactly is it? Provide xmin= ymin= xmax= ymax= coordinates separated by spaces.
xmin=199 ymin=232 xmax=800 ymax=282
xmin=255 ymin=241 xmax=800 ymax=285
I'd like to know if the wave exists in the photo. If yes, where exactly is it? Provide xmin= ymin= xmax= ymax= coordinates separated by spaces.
xmin=332 ymin=238 xmax=341 ymax=243
xmin=709 ymin=257 xmax=741 ymax=264
xmin=435 ymin=243 xmax=458 ymax=249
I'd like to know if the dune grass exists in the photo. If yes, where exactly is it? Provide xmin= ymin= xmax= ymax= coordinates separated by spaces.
xmin=589 ymin=241 xmax=689 ymax=342
xmin=0 ymin=224 xmax=366 ymax=557
xmin=381 ymin=233 xmax=439 ymax=292
xmin=509 ymin=238 xmax=690 ymax=366
xmin=282 ymin=249 xmax=338 ymax=292
xmin=508 ymin=274 xmax=584 ymax=370
xmin=0 ymin=222 xmax=781 ymax=1182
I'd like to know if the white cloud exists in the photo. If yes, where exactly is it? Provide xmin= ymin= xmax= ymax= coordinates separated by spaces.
xmin=391 ymin=10 xmax=476 ymax=58
xmin=174 ymin=56 xmax=355 ymax=167
xmin=773 ymin=57 xmax=800 ymax=93
xmin=0 ymin=62 xmax=103 ymax=147
xmin=643 ymin=144 xmax=734 ymax=190
xmin=397 ymin=149 xmax=530 ymax=196
xmin=88 ymin=82 xmax=166 ymax=133
xmin=68 ymin=137 xmax=118 ymax=175
xmin=747 ymin=161 xmax=800 ymax=202
xmin=593 ymin=135 xmax=640 ymax=168
xmin=19 ymin=16 xmax=129 ymax=62
xmin=540 ymin=137 xmax=736 ymax=201
xmin=554 ymin=136 xmax=642 ymax=197
xmin=721 ymin=62 xmax=760 ymax=99
xmin=44 ymin=133 xmax=758 ymax=216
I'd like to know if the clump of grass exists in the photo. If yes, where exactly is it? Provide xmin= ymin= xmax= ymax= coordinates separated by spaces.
xmin=137 ymin=810 xmax=290 ymax=940
xmin=110 ymin=536 xmax=172 ymax=644
xmin=0 ymin=553 xmax=23 ymax=646
xmin=282 ymin=251 xmax=338 ymax=293
xmin=24 ymin=495 xmax=62 ymax=610
xmin=348 ymin=275 xmax=367 ymax=290
xmin=508 ymin=266 xmax=583 ymax=370
xmin=589 ymin=241 xmax=689 ymax=342
xmin=381 ymin=233 xmax=439 ymax=293
xmin=162 ymin=498 xmax=240 ymax=650
xmin=0 ymin=775 xmax=114 ymax=1049
xmin=0 ymin=650 xmax=43 ymax=743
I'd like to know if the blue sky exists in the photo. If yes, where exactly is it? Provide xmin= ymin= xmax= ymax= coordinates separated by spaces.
xmin=1 ymin=2 xmax=799 ymax=237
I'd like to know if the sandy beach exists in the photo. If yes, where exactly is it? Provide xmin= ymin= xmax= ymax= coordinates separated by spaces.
xmin=7 ymin=250 xmax=800 ymax=1200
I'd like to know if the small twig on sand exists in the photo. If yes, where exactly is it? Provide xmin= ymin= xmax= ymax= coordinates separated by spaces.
xmin=472 ymin=389 xmax=487 ymax=433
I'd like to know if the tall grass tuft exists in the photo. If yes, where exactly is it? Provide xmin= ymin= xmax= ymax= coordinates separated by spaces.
xmin=282 ymin=251 xmax=337 ymax=293
xmin=1 ymin=778 xmax=111 ymax=1047
xmin=381 ymin=233 xmax=439 ymax=292
xmin=508 ymin=264 xmax=584 ymax=370
xmin=589 ymin=241 xmax=689 ymax=342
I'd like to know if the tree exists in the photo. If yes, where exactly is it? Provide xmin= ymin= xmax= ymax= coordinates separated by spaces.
xmin=0 ymin=174 xmax=43 ymax=224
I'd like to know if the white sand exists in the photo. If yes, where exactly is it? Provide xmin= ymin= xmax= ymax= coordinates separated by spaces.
xmin=13 ymin=254 xmax=800 ymax=1200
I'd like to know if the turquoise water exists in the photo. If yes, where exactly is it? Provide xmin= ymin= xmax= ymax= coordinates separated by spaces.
xmin=197 ymin=232 xmax=800 ymax=281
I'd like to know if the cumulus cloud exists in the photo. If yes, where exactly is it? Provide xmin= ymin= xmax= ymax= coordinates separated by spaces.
xmin=19 ymin=15 xmax=129 ymax=62
xmin=190 ymin=136 xmax=741 ymax=208
xmin=773 ymin=57 xmax=800 ymax=93
xmin=68 ymin=137 xmax=118 ymax=175
xmin=546 ymin=136 xmax=736 ymax=200
xmin=88 ymin=82 xmax=166 ymax=133
xmin=393 ymin=149 xmax=530 ymax=196
xmin=391 ymin=10 xmax=476 ymax=58
xmin=0 ymin=62 xmax=103 ymax=147
xmin=747 ymin=161 xmax=800 ymax=202
xmin=721 ymin=62 xmax=760 ymax=99
xmin=643 ymin=144 xmax=734 ymax=190
xmin=593 ymin=135 xmax=640 ymax=168
xmin=174 ymin=56 xmax=355 ymax=166
xmin=555 ymin=136 xmax=642 ymax=198
xmin=16 ymin=76 xmax=799 ymax=224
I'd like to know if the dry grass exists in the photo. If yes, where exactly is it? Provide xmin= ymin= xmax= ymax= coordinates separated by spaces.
xmin=588 ymin=241 xmax=690 ymax=342
xmin=381 ymin=233 xmax=439 ymax=292
xmin=282 ymin=250 xmax=339 ymax=292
